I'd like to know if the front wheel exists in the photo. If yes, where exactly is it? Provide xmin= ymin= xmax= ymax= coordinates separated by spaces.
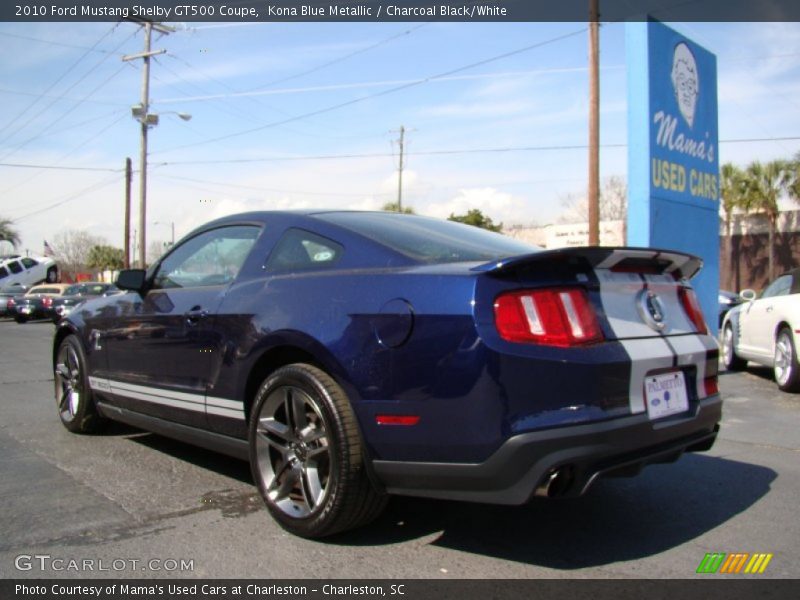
xmin=774 ymin=328 xmax=800 ymax=392
xmin=249 ymin=363 xmax=386 ymax=538
xmin=722 ymin=323 xmax=747 ymax=371
xmin=54 ymin=335 xmax=106 ymax=433
xmin=46 ymin=266 xmax=58 ymax=283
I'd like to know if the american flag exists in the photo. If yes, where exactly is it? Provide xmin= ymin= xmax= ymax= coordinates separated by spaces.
xmin=43 ymin=240 xmax=54 ymax=257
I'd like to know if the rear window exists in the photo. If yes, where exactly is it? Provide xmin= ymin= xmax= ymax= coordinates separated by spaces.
xmin=316 ymin=212 xmax=538 ymax=264
xmin=28 ymin=287 xmax=61 ymax=295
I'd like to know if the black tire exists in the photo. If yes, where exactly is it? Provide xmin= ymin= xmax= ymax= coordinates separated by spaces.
xmin=722 ymin=322 xmax=747 ymax=371
xmin=249 ymin=363 xmax=386 ymax=538
xmin=15 ymin=316 xmax=28 ymax=324
xmin=46 ymin=266 xmax=58 ymax=283
xmin=54 ymin=335 xmax=107 ymax=433
xmin=774 ymin=328 xmax=800 ymax=393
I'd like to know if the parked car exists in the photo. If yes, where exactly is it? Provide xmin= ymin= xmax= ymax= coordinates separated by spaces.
xmin=718 ymin=290 xmax=744 ymax=327
xmin=53 ymin=211 xmax=721 ymax=538
xmin=12 ymin=284 xmax=70 ymax=323
xmin=0 ymin=283 xmax=29 ymax=318
xmin=48 ymin=282 xmax=118 ymax=323
xmin=0 ymin=255 xmax=58 ymax=288
xmin=721 ymin=268 xmax=800 ymax=391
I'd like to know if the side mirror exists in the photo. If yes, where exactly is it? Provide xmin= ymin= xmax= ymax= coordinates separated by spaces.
xmin=115 ymin=269 xmax=147 ymax=293
xmin=740 ymin=289 xmax=757 ymax=302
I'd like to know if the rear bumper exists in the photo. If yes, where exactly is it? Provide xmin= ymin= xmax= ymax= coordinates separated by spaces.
xmin=372 ymin=395 xmax=721 ymax=505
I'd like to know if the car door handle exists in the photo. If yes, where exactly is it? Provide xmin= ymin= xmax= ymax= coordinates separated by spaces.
xmin=766 ymin=306 xmax=774 ymax=313
xmin=184 ymin=306 xmax=208 ymax=325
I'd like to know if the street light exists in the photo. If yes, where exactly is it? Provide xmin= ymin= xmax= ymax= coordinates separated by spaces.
xmin=153 ymin=220 xmax=175 ymax=246
xmin=130 ymin=104 xmax=191 ymax=267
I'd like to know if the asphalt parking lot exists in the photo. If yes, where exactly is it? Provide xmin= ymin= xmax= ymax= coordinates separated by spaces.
xmin=0 ymin=319 xmax=798 ymax=579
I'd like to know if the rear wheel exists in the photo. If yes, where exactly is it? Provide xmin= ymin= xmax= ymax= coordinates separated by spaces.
xmin=722 ymin=323 xmax=747 ymax=371
xmin=774 ymin=328 xmax=800 ymax=392
xmin=54 ymin=335 xmax=106 ymax=433
xmin=249 ymin=363 xmax=386 ymax=538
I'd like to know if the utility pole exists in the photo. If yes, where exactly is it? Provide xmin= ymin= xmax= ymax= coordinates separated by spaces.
xmin=122 ymin=19 xmax=171 ymax=268
xmin=124 ymin=157 xmax=132 ymax=269
xmin=588 ymin=0 xmax=600 ymax=246
xmin=396 ymin=125 xmax=405 ymax=212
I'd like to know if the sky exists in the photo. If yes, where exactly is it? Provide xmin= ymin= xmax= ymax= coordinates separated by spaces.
xmin=0 ymin=19 xmax=799 ymax=257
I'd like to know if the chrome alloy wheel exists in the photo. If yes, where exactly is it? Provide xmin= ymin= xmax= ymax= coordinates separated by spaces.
xmin=722 ymin=325 xmax=736 ymax=365
xmin=774 ymin=331 xmax=794 ymax=387
xmin=254 ymin=386 xmax=332 ymax=518
xmin=54 ymin=343 xmax=82 ymax=422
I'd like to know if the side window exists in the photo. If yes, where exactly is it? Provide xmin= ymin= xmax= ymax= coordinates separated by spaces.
xmin=762 ymin=275 xmax=791 ymax=299
xmin=0 ymin=267 xmax=7 ymax=279
xmin=153 ymin=225 xmax=260 ymax=290
xmin=265 ymin=229 xmax=343 ymax=272
xmin=21 ymin=258 xmax=37 ymax=269
xmin=7 ymin=261 xmax=22 ymax=274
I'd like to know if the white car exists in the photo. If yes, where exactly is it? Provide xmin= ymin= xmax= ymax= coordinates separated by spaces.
xmin=0 ymin=255 xmax=59 ymax=288
xmin=721 ymin=268 xmax=800 ymax=391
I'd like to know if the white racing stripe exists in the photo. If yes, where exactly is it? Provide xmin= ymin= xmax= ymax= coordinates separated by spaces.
xmin=87 ymin=377 xmax=245 ymax=420
xmin=618 ymin=338 xmax=676 ymax=413
xmin=596 ymin=269 xmax=656 ymax=339
xmin=668 ymin=334 xmax=719 ymax=400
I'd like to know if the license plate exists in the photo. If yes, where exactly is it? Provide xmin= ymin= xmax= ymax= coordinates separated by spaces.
xmin=645 ymin=371 xmax=689 ymax=420
xmin=19 ymin=307 xmax=32 ymax=314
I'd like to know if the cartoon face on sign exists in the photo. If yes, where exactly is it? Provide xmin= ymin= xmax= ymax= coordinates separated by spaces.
xmin=671 ymin=42 xmax=699 ymax=128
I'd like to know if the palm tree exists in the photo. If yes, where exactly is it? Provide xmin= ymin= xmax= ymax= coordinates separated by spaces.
xmin=0 ymin=217 xmax=20 ymax=249
xmin=743 ymin=160 xmax=787 ymax=282
xmin=785 ymin=152 xmax=800 ymax=204
xmin=720 ymin=163 xmax=747 ymax=289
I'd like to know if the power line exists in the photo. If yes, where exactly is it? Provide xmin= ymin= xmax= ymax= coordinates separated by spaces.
xmin=0 ymin=30 xmax=118 ymax=54
xmin=2 ymin=135 xmax=796 ymax=175
xmin=0 ymin=62 xmax=130 ymax=163
xmin=155 ymin=136 xmax=800 ymax=166
xmin=151 ymin=173 xmax=393 ymax=197
xmin=153 ymin=27 xmax=588 ymax=156
xmin=0 ymin=162 xmax=121 ymax=172
xmin=10 ymin=173 xmax=122 ymax=222
xmin=244 ymin=24 xmax=428 ymax=93
xmin=0 ymin=87 xmax=129 ymax=107
xmin=0 ymin=113 xmax=128 ymax=198
xmin=0 ymin=25 xmax=119 ymax=140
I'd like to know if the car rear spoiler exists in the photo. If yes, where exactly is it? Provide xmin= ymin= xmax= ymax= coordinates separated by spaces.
xmin=473 ymin=246 xmax=703 ymax=280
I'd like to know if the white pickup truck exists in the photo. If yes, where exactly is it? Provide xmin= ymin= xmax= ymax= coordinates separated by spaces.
xmin=0 ymin=255 xmax=59 ymax=288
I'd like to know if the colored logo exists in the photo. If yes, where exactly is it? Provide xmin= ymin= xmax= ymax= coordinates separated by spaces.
xmin=696 ymin=552 xmax=773 ymax=574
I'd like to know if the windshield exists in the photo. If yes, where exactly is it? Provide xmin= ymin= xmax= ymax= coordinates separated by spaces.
xmin=316 ymin=212 xmax=539 ymax=264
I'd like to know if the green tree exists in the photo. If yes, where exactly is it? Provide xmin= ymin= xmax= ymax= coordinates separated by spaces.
xmin=743 ymin=160 xmax=788 ymax=282
xmin=448 ymin=209 xmax=502 ymax=232
xmin=87 ymin=245 xmax=124 ymax=275
xmin=720 ymin=162 xmax=747 ymax=286
xmin=0 ymin=217 xmax=20 ymax=249
xmin=381 ymin=202 xmax=415 ymax=214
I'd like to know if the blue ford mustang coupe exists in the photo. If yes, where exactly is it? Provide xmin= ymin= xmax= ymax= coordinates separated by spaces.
xmin=53 ymin=211 xmax=721 ymax=537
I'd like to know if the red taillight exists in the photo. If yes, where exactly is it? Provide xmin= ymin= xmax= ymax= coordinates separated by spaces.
xmin=493 ymin=288 xmax=603 ymax=347
xmin=376 ymin=415 xmax=420 ymax=426
xmin=7 ymin=298 xmax=15 ymax=308
xmin=703 ymin=376 xmax=719 ymax=397
xmin=42 ymin=297 xmax=53 ymax=308
xmin=678 ymin=287 xmax=708 ymax=334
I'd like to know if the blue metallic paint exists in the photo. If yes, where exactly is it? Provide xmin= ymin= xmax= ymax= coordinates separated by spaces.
xmin=56 ymin=211 xmax=718 ymax=482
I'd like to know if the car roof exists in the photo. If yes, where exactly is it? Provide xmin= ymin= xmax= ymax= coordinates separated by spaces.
xmin=27 ymin=284 xmax=70 ymax=295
